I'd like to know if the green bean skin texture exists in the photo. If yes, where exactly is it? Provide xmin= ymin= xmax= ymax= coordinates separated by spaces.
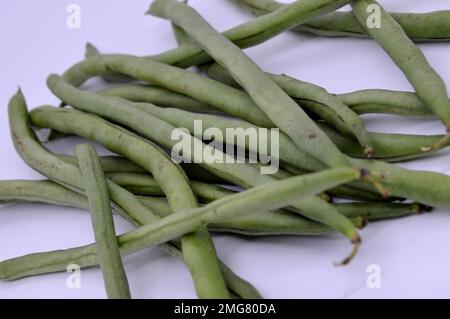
xmin=9 ymin=90 xmax=258 ymax=299
xmin=0 ymin=167 xmax=361 ymax=281
xmin=43 ymin=78 xmax=362 ymax=253
xmin=338 ymin=89 xmax=434 ymax=117
xmin=75 ymin=144 xmax=131 ymax=299
xmin=236 ymin=0 xmax=450 ymax=42
xmin=99 ymin=85 xmax=216 ymax=113
xmin=149 ymin=0 xmax=350 ymax=168
xmin=204 ymin=63 xmax=372 ymax=154
xmin=352 ymin=0 xmax=450 ymax=133
xmin=144 ymin=0 xmax=353 ymax=68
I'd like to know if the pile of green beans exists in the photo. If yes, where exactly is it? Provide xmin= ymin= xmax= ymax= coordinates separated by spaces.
xmin=1 ymin=0 xmax=450 ymax=299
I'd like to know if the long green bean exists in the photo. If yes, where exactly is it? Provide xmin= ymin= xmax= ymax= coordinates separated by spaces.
xmin=338 ymin=89 xmax=433 ymax=117
xmin=149 ymin=0 xmax=351 ymax=168
xmin=75 ymin=143 xmax=131 ymax=299
xmin=0 ymin=167 xmax=362 ymax=281
xmin=235 ymin=0 xmax=450 ymax=42
xmin=8 ymin=90 xmax=255 ymax=299
xmin=352 ymin=0 xmax=450 ymax=150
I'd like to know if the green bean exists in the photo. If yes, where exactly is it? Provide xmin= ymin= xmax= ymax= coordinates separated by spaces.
xmin=235 ymin=0 xmax=450 ymax=42
xmin=0 ymin=179 xmax=349 ymax=237
xmin=352 ymin=0 xmax=450 ymax=150
xmin=333 ymin=202 xmax=430 ymax=221
xmin=0 ymin=180 xmax=88 ymax=207
xmin=44 ymin=77 xmax=362 ymax=261
xmin=204 ymin=63 xmax=373 ymax=155
xmin=0 ymin=180 xmax=426 ymax=238
xmin=0 ymin=167 xmax=362 ymax=281
xmin=105 ymin=174 xmax=417 ymax=223
xmin=149 ymin=0 xmax=351 ymax=168
xmin=317 ymin=122 xmax=450 ymax=161
xmin=338 ymin=89 xmax=433 ymax=117
xmin=138 ymin=196 xmax=424 ymax=225
xmin=99 ymin=85 xmax=216 ymax=113
xmin=75 ymin=143 xmax=130 ymax=299
xmin=8 ymin=90 xmax=247 ymax=299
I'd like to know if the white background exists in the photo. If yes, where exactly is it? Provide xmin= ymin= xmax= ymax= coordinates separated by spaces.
xmin=1 ymin=0 xmax=450 ymax=298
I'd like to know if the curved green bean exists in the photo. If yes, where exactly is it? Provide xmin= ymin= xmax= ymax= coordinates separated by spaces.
xmin=352 ymin=0 xmax=450 ymax=150
xmin=149 ymin=0 xmax=351 ymax=167
xmin=235 ymin=0 xmax=450 ymax=42
xmin=75 ymin=143 xmax=130 ymax=299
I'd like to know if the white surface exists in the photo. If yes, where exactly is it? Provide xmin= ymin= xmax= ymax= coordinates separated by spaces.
xmin=1 ymin=0 xmax=450 ymax=299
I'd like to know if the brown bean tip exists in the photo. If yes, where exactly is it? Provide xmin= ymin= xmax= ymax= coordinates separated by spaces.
xmin=363 ymin=146 xmax=374 ymax=158
xmin=333 ymin=236 xmax=361 ymax=267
